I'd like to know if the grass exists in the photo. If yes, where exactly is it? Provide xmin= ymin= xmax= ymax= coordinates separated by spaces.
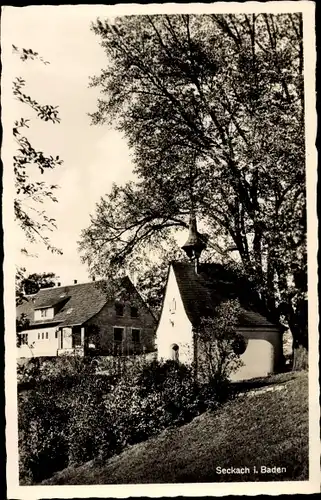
xmin=42 ymin=371 xmax=308 ymax=485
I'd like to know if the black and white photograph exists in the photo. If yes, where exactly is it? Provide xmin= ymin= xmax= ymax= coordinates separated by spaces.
xmin=2 ymin=2 xmax=319 ymax=498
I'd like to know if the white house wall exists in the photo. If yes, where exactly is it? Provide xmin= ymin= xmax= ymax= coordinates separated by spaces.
xmin=17 ymin=326 xmax=59 ymax=358
xmin=230 ymin=328 xmax=282 ymax=381
xmin=17 ymin=326 xmax=77 ymax=358
xmin=156 ymin=266 xmax=193 ymax=364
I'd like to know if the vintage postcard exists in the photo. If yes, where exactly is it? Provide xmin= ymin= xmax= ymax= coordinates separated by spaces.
xmin=2 ymin=2 xmax=319 ymax=498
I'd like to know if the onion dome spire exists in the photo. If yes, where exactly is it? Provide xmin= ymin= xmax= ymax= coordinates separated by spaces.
xmin=181 ymin=212 xmax=206 ymax=271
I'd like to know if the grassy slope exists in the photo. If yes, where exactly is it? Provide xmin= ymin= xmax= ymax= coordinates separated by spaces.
xmin=43 ymin=372 xmax=308 ymax=485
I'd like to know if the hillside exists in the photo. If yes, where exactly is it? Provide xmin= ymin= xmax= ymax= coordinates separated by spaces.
xmin=42 ymin=372 xmax=308 ymax=485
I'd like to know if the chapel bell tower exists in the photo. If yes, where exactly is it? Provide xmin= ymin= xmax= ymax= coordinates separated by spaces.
xmin=181 ymin=212 xmax=207 ymax=272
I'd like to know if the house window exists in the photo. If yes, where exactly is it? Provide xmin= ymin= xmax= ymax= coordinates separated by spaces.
xmin=114 ymin=327 xmax=124 ymax=343
xmin=113 ymin=327 xmax=124 ymax=355
xmin=38 ymin=333 xmax=40 ymax=340
xmin=41 ymin=332 xmax=44 ymax=339
xmin=130 ymin=306 xmax=138 ymax=318
xmin=132 ymin=328 xmax=140 ymax=344
xmin=115 ymin=303 xmax=124 ymax=317
xmin=41 ymin=309 xmax=48 ymax=318
xmin=55 ymin=330 xmax=58 ymax=339
xmin=45 ymin=331 xmax=49 ymax=339
xmin=21 ymin=333 xmax=28 ymax=345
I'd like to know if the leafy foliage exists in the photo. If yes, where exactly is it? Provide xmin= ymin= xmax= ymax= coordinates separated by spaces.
xmin=16 ymin=313 xmax=30 ymax=347
xmin=198 ymin=299 xmax=244 ymax=384
xmin=18 ymin=390 xmax=69 ymax=484
xmin=13 ymin=45 xmax=63 ymax=254
xmin=80 ymin=14 xmax=307 ymax=362
xmin=12 ymin=45 xmax=50 ymax=64
xmin=16 ymin=270 xmax=57 ymax=305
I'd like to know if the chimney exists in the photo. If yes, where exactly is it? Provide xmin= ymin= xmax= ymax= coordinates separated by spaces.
xmin=74 ymin=279 xmax=78 ymax=284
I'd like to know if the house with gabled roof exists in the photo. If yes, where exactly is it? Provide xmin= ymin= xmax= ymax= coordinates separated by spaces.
xmin=17 ymin=277 xmax=156 ymax=358
xmin=156 ymin=214 xmax=284 ymax=381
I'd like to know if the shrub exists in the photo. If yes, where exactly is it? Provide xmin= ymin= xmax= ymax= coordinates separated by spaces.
xmin=17 ymin=355 xmax=103 ymax=390
xmin=18 ymin=390 xmax=69 ymax=484
xmin=197 ymin=300 xmax=244 ymax=384
xmin=135 ymin=359 xmax=190 ymax=394
xmin=105 ymin=381 xmax=167 ymax=447
xmin=66 ymin=387 xmax=117 ymax=464
xmin=17 ymin=357 xmax=42 ymax=384
xmin=18 ymin=360 xmax=115 ymax=483
xmin=18 ymin=357 xmax=232 ymax=484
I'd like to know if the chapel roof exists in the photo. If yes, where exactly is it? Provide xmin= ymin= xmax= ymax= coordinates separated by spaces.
xmin=171 ymin=262 xmax=281 ymax=329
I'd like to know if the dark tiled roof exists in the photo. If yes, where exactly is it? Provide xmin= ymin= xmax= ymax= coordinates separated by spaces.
xmin=16 ymin=280 xmax=119 ymax=328
xmin=33 ymin=295 xmax=70 ymax=309
xmin=171 ymin=262 xmax=279 ymax=329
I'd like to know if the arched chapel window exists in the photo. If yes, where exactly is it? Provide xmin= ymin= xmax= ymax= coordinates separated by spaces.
xmin=170 ymin=343 xmax=179 ymax=362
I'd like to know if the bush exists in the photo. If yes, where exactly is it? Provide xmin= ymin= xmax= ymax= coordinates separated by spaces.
xmin=198 ymin=303 xmax=245 ymax=384
xmin=105 ymin=381 xmax=167 ymax=447
xmin=18 ymin=357 xmax=231 ymax=484
xmin=67 ymin=361 xmax=198 ymax=464
xmin=66 ymin=387 xmax=117 ymax=465
xmin=18 ymin=390 xmax=69 ymax=484
xmin=17 ymin=357 xmax=42 ymax=384
xmin=18 ymin=360 xmax=116 ymax=483
xmin=135 ymin=359 xmax=190 ymax=394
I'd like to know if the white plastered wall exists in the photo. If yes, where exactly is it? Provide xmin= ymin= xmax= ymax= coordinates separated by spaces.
xmin=230 ymin=327 xmax=282 ymax=381
xmin=17 ymin=326 xmax=59 ymax=358
xmin=156 ymin=266 xmax=194 ymax=364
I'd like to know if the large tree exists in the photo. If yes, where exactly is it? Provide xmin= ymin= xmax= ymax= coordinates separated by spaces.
xmin=80 ymin=14 xmax=307 ymax=368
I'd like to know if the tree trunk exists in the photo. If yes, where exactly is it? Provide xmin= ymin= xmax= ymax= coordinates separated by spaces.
xmin=292 ymin=345 xmax=308 ymax=371
xmin=291 ymin=323 xmax=308 ymax=371
xmin=289 ymin=300 xmax=308 ymax=371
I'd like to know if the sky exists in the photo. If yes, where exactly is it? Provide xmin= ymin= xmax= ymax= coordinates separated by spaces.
xmin=3 ymin=5 xmax=136 ymax=285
